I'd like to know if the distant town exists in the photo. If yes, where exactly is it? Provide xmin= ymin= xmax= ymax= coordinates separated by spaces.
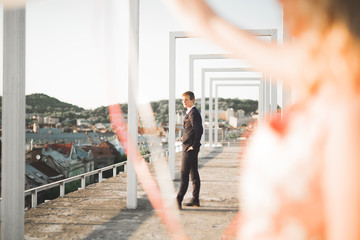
xmin=0 ymin=93 xmax=259 ymax=206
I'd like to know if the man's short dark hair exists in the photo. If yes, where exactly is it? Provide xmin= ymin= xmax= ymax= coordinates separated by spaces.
xmin=182 ymin=91 xmax=195 ymax=101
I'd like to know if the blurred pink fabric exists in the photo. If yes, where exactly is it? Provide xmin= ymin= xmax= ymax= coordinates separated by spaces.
xmin=239 ymin=88 xmax=336 ymax=239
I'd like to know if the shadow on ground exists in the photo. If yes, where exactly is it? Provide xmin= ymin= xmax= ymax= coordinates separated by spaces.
xmin=83 ymin=148 xmax=225 ymax=240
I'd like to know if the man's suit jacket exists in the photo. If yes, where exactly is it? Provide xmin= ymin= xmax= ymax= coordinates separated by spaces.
xmin=182 ymin=107 xmax=203 ymax=151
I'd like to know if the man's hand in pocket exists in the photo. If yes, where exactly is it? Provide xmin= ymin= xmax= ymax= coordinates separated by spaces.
xmin=186 ymin=146 xmax=194 ymax=152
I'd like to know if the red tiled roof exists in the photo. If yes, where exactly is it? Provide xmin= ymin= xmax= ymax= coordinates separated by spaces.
xmin=44 ymin=142 xmax=73 ymax=156
xmin=82 ymin=141 xmax=119 ymax=158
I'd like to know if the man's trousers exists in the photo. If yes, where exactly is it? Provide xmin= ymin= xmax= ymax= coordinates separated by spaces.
xmin=177 ymin=148 xmax=200 ymax=202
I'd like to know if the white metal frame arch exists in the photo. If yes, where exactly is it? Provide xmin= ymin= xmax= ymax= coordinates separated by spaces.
xmin=209 ymin=78 xmax=262 ymax=151
xmin=187 ymin=55 xmax=266 ymax=152
xmin=199 ymin=67 xmax=267 ymax=157
xmin=169 ymin=29 xmax=278 ymax=180
xmin=188 ymin=54 xmax=263 ymax=154
xmin=188 ymin=55 xmax=274 ymax=123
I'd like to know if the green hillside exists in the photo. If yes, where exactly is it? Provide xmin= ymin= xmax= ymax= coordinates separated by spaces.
xmin=0 ymin=94 xmax=259 ymax=126
xmin=0 ymin=93 xmax=84 ymax=114
xmin=24 ymin=93 xmax=85 ymax=113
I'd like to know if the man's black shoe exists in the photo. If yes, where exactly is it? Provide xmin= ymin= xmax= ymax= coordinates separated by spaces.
xmin=176 ymin=197 xmax=182 ymax=210
xmin=184 ymin=200 xmax=200 ymax=207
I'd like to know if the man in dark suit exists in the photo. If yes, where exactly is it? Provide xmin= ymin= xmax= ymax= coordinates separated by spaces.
xmin=177 ymin=91 xmax=203 ymax=209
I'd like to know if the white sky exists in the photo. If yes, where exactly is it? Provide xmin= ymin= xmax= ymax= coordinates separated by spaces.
xmin=0 ymin=0 xmax=283 ymax=109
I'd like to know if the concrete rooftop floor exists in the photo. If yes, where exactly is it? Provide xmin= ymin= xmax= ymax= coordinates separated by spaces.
xmin=22 ymin=143 xmax=244 ymax=240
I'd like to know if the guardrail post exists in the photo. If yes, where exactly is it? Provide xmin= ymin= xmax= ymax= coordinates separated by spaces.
xmin=31 ymin=190 xmax=37 ymax=208
xmin=60 ymin=182 xmax=65 ymax=197
xmin=113 ymin=166 xmax=117 ymax=177
xmin=81 ymin=176 xmax=86 ymax=189
xmin=98 ymin=171 xmax=103 ymax=183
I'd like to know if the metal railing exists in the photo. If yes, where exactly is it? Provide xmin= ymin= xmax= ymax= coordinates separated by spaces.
xmin=24 ymin=161 xmax=127 ymax=208
xmin=24 ymin=148 xmax=168 ymax=208
xmin=0 ymin=144 xmax=183 ymax=209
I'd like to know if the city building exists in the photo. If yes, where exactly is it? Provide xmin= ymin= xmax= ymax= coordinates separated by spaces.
xmin=81 ymin=141 xmax=120 ymax=169
xmin=41 ymin=142 xmax=94 ymax=178
xmin=77 ymin=119 xmax=91 ymax=126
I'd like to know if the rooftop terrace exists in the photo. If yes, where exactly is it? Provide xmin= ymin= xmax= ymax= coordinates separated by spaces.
xmin=21 ymin=143 xmax=243 ymax=239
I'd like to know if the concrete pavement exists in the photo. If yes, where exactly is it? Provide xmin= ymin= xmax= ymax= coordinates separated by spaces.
xmin=23 ymin=145 xmax=243 ymax=240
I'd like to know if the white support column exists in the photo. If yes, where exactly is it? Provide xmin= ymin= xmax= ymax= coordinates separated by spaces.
xmin=281 ymin=18 xmax=292 ymax=113
xmin=169 ymin=32 xmax=195 ymax=180
xmin=267 ymin=76 xmax=271 ymax=115
xmin=200 ymin=69 xmax=206 ymax=158
xmin=127 ymin=0 xmax=139 ymax=209
xmin=263 ymin=75 xmax=267 ymax=118
xmin=259 ymin=85 xmax=262 ymax=122
xmin=1 ymin=8 xmax=26 ymax=240
xmin=258 ymin=79 xmax=264 ymax=123
xmin=215 ymin=88 xmax=219 ymax=146
xmin=264 ymin=75 xmax=271 ymax=120
xmin=209 ymin=83 xmax=213 ymax=152
xmin=270 ymin=76 xmax=278 ymax=116
xmin=189 ymin=55 xmax=194 ymax=91
xmin=263 ymin=78 xmax=268 ymax=120
xmin=270 ymin=30 xmax=278 ymax=117
xmin=169 ymin=33 xmax=176 ymax=180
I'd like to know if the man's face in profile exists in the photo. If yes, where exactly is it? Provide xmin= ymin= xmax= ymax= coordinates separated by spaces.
xmin=182 ymin=95 xmax=194 ymax=109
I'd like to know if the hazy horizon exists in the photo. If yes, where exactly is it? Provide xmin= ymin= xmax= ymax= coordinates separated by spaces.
xmin=14 ymin=92 xmax=257 ymax=111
